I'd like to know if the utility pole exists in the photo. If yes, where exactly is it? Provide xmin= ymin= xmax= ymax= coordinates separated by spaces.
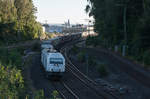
xmin=124 ymin=5 xmax=127 ymax=45
xmin=86 ymin=54 xmax=89 ymax=76
xmin=143 ymin=0 xmax=146 ymax=14
xmin=123 ymin=5 xmax=127 ymax=56
xmin=116 ymin=1 xmax=128 ymax=56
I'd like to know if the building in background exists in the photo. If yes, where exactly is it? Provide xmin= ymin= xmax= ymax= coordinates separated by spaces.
xmin=48 ymin=25 xmax=64 ymax=33
xmin=82 ymin=25 xmax=98 ymax=37
xmin=42 ymin=20 xmax=90 ymax=34
xmin=42 ymin=26 xmax=46 ymax=33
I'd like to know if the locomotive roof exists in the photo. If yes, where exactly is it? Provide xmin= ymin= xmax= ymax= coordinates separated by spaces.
xmin=42 ymin=49 xmax=64 ymax=58
xmin=47 ymin=53 xmax=64 ymax=59
xmin=41 ymin=44 xmax=53 ymax=49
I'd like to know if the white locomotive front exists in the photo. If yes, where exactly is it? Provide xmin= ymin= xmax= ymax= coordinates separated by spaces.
xmin=41 ymin=49 xmax=65 ymax=77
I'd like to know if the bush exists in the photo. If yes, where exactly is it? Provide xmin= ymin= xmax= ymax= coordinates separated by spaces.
xmin=97 ymin=64 xmax=108 ymax=77
xmin=51 ymin=90 xmax=59 ymax=99
xmin=71 ymin=45 xmax=79 ymax=54
xmin=0 ymin=41 xmax=3 ymax=46
xmin=86 ymin=36 xmax=100 ymax=47
xmin=0 ymin=64 xmax=24 ymax=98
xmin=17 ymin=47 xmax=26 ymax=55
xmin=77 ymin=51 xmax=86 ymax=62
xmin=0 ymin=48 xmax=8 ymax=64
xmin=9 ymin=49 xmax=22 ymax=67
xmin=88 ymin=56 xmax=97 ymax=66
xmin=33 ymin=90 xmax=44 ymax=99
xmin=47 ymin=33 xmax=55 ymax=39
xmin=143 ymin=50 xmax=150 ymax=67
xmin=32 ymin=42 xmax=40 ymax=51
xmin=0 ymin=48 xmax=22 ymax=68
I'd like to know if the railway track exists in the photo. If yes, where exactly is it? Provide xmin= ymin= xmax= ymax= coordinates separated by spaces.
xmin=59 ymin=41 xmax=121 ymax=99
xmin=35 ymin=37 xmax=150 ymax=99
xmin=52 ymin=81 xmax=79 ymax=99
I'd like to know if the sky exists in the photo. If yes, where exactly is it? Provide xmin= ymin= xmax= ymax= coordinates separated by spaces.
xmin=33 ymin=0 xmax=92 ymax=24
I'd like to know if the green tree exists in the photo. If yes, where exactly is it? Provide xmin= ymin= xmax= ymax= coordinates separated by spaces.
xmin=0 ymin=64 xmax=24 ymax=98
xmin=0 ymin=0 xmax=42 ymax=43
xmin=86 ymin=0 xmax=150 ymax=66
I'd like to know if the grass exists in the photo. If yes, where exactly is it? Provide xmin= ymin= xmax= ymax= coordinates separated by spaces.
xmin=88 ymin=56 xmax=97 ymax=67
xmin=97 ymin=63 xmax=108 ymax=77
xmin=76 ymin=49 xmax=109 ymax=77
xmin=71 ymin=45 xmax=79 ymax=54
xmin=0 ymin=48 xmax=23 ymax=68
xmin=77 ymin=50 xmax=86 ymax=62
xmin=143 ymin=50 xmax=150 ymax=67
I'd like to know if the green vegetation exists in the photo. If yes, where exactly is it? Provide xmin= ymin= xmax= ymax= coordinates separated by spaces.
xmin=88 ymin=56 xmax=97 ymax=66
xmin=0 ymin=63 xmax=24 ymax=98
xmin=97 ymin=64 xmax=108 ymax=77
xmin=0 ymin=0 xmax=45 ymax=95
xmin=51 ymin=90 xmax=60 ymax=99
xmin=0 ymin=0 xmax=43 ymax=45
xmin=0 ymin=48 xmax=25 ymax=98
xmin=0 ymin=0 xmax=61 ymax=98
xmin=33 ymin=90 xmax=45 ymax=99
xmin=86 ymin=0 xmax=150 ymax=67
xmin=33 ymin=90 xmax=60 ymax=99
xmin=76 ymin=49 xmax=109 ymax=77
xmin=143 ymin=50 xmax=150 ymax=68
xmin=77 ymin=50 xmax=86 ymax=62
xmin=86 ymin=36 xmax=100 ymax=47
xmin=47 ymin=33 xmax=56 ymax=39
xmin=0 ymin=48 xmax=61 ymax=98
xmin=0 ymin=48 xmax=23 ymax=68
xmin=71 ymin=45 xmax=79 ymax=54
xmin=25 ymin=90 xmax=60 ymax=99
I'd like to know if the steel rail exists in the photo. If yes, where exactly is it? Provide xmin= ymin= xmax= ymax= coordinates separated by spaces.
xmin=60 ymin=41 xmax=120 ymax=99
xmin=61 ymin=81 xmax=80 ymax=99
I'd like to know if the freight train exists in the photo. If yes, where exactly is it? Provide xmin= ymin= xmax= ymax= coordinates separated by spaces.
xmin=41 ymin=32 xmax=82 ymax=78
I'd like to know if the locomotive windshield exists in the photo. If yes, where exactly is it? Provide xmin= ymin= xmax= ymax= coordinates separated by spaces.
xmin=50 ymin=58 xmax=63 ymax=64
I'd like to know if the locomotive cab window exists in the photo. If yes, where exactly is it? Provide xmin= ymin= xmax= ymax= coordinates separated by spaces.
xmin=50 ymin=58 xmax=63 ymax=64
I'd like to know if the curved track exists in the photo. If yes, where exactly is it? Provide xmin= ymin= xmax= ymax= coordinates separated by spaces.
xmin=30 ymin=38 xmax=150 ymax=99
xmin=52 ymin=81 xmax=79 ymax=99
xmin=59 ymin=40 xmax=121 ymax=99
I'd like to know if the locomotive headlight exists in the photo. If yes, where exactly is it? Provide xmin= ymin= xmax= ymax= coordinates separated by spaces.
xmin=54 ymin=64 xmax=58 ymax=66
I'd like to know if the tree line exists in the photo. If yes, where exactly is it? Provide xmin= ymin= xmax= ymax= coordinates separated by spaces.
xmin=0 ymin=0 xmax=45 ymax=98
xmin=0 ymin=0 xmax=42 ymax=45
xmin=86 ymin=0 xmax=150 ymax=66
